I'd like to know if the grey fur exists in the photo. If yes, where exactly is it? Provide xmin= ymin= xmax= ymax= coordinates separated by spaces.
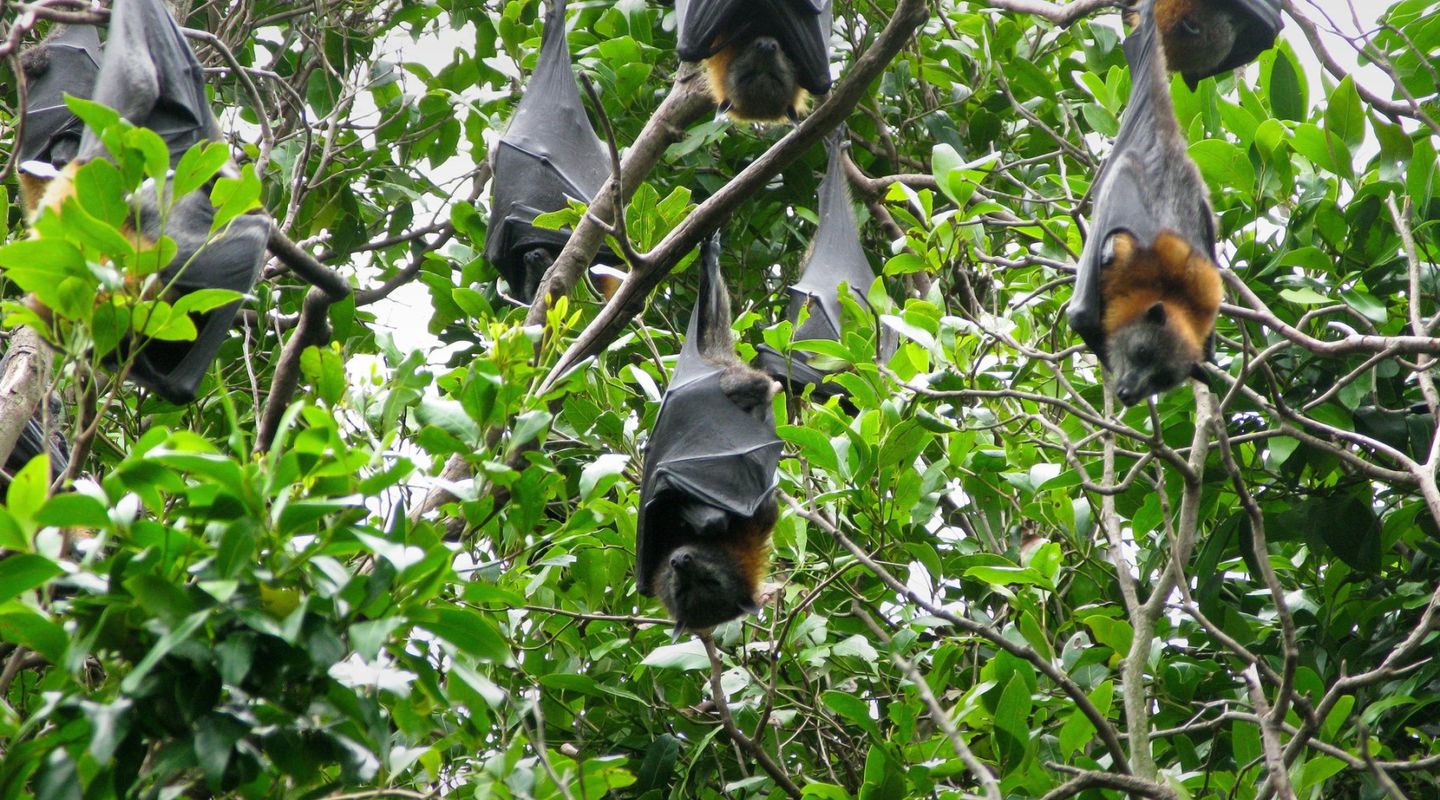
xmin=723 ymin=36 xmax=800 ymax=121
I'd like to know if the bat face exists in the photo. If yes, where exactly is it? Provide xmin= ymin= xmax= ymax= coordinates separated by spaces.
xmin=652 ymin=537 xmax=763 ymax=632
xmin=712 ymin=35 xmax=803 ymax=122
xmin=1098 ymin=231 xmax=1222 ymax=405
xmin=676 ymin=0 xmax=833 ymax=82
xmin=1151 ymin=0 xmax=1283 ymax=86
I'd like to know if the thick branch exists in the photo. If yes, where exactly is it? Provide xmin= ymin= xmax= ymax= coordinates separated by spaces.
xmin=256 ymin=287 xmax=335 ymax=451
xmin=0 ymin=327 xmax=51 ymax=473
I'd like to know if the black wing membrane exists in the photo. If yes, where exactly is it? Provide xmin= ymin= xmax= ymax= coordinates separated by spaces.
xmin=675 ymin=0 xmax=833 ymax=95
xmin=19 ymin=24 xmax=102 ymax=168
xmin=1202 ymin=0 xmax=1283 ymax=84
xmin=755 ymin=135 xmax=888 ymax=401
xmin=1068 ymin=0 xmax=1217 ymax=364
xmin=635 ymin=237 xmax=783 ymax=597
xmin=485 ymin=0 xmax=612 ymax=302
xmin=77 ymin=0 xmax=220 ymax=163
xmin=80 ymin=0 xmax=266 ymax=404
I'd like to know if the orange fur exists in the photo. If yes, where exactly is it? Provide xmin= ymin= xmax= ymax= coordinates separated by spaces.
xmin=721 ymin=502 xmax=777 ymax=599
xmin=705 ymin=40 xmax=736 ymax=105
xmin=1151 ymin=0 xmax=1201 ymax=39
xmin=1100 ymin=231 xmax=1222 ymax=357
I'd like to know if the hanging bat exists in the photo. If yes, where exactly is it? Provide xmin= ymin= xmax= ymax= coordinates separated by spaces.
xmin=635 ymin=234 xmax=783 ymax=636
xmin=15 ymin=23 xmax=101 ymax=216
xmin=675 ymin=0 xmax=833 ymax=122
xmin=754 ymin=133 xmax=888 ymax=403
xmin=1068 ymin=0 xmax=1223 ymax=406
xmin=485 ymin=0 xmax=612 ymax=303
xmin=25 ymin=0 xmax=268 ymax=405
xmin=1140 ymin=0 xmax=1283 ymax=88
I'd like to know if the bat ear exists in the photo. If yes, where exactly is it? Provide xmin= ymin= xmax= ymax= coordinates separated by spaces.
xmin=1145 ymin=302 xmax=1168 ymax=326
xmin=786 ymin=106 xmax=800 ymax=125
xmin=671 ymin=622 xmax=688 ymax=643
xmin=739 ymin=598 xmax=761 ymax=615
xmin=715 ymin=99 xmax=733 ymax=119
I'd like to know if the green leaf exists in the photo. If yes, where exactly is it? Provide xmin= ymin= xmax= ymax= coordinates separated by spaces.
xmin=0 ymin=555 xmax=62 ymax=603
xmin=993 ymin=672 xmax=1032 ymax=773
xmin=211 ymin=164 xmax=264 ymax=229
xmin=823 ymin=690 xmax=880 ymax=739
xmin=6 ymin=455 xmax=51 ymax=526
xmin=0 ymin=601 xmax=68 ymax=662
xmin=1324 ymin=76 xmax=1366 ymax=151
xmin=640 ymin=640 xmax=708 ymax=671
xmin=172 ymin=142 xmax=232 ymax=200
xmin=120 ymin=610 xmax=210 ymax=694
xmin=411 ymin=606 xmax=511 ymax=664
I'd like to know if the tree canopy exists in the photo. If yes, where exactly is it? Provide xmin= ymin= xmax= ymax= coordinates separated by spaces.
xmin=0 ymin=0 xmax=1438 ymax=798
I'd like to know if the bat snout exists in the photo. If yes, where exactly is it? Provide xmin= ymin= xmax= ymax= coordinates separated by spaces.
xmin=754 ymin=37 xmax=780 ymax=55
xmin=670 ymin=551 xmax=694 ymax=570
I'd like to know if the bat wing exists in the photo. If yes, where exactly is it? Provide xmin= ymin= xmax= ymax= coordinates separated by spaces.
xmin=635 ymin=373 xmax=783 ymax=594
xmin=125 ymin=184 xmax=269 ymax=405
xmin=757 ymin=134 xmax=877 ymax=394
xmin=675 ymin=0 xmax=750 ymax=61
xmin=792 ymin=135 xmax=876 ymax=345
xmin=676 ymin=0 xmax=831 ymax=94
xmin=769 ymin=0 xmax=832 ymax=95
xmin=635 ymin=237 xmax=783 ymax=595
xmin=78 ymin=0 xmax=221 ymax=164
xmin=1209 ymin=0 xmax=1283 ymax=81
xmin=19 ymin=24 xmax=102 ymax=167
xmin=485 ymin=0 xmax=611 ymax=296
xmin=1070 ymin=149 xmax=1156 ymax=363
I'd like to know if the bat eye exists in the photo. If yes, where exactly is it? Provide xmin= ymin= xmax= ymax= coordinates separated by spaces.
xmin=1177 ymin=18 xmax=1201 ymax=36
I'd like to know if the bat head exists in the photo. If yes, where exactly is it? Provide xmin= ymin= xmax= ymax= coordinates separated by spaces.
xmin=710 ymin=35 xmax=804 ymax=122
xmin=654 ymin=540 xmax=761 ymax=633
xmin=1099 ymin=229 xmax=1219 ymax=405
xmin=1106 ymin=301 xmax=1205 ymax=405
xmin=1153 ymin=0 xmax=1240 ymax=86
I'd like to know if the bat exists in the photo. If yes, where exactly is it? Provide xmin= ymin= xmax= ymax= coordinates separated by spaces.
xmin=635 ymin=234 xmax=783 ymax=635
xmin=675 ymin=0 xmax=832 ymax=122
xmin=1068 ymin=0 xmax=1223 ymax=406
xmin=16 ymin=24 xmax=101 ymax=215
xmin=26 ymin=0 xmax=269 ymax=405
xmin=485 ymin=0 xmax=612 ymax=303
xmin=754 ymin=133 xmax=887 ymax=403
xmin=1143 ymin=0 xmax=1283 ymax=88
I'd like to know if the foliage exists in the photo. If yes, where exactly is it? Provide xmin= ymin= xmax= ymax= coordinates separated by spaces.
xmin=0 ymin=0 xmax=1438 ymax=798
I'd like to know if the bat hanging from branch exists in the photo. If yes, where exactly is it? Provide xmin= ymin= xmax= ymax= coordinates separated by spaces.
xmin=485 ymin=0 xmax=615 ymax=304
xmin=635 ymin=234 xmax=783 ymax=637
xmin=1068 ymin=0 xmax=1223 ymax=406
xmin=754 ymin=131 xmax=892 ymax=403
xmin=20 ymin=0 xmax=269 ymax=406
xmin=675 ymin=0 xmax=833 ymax=123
